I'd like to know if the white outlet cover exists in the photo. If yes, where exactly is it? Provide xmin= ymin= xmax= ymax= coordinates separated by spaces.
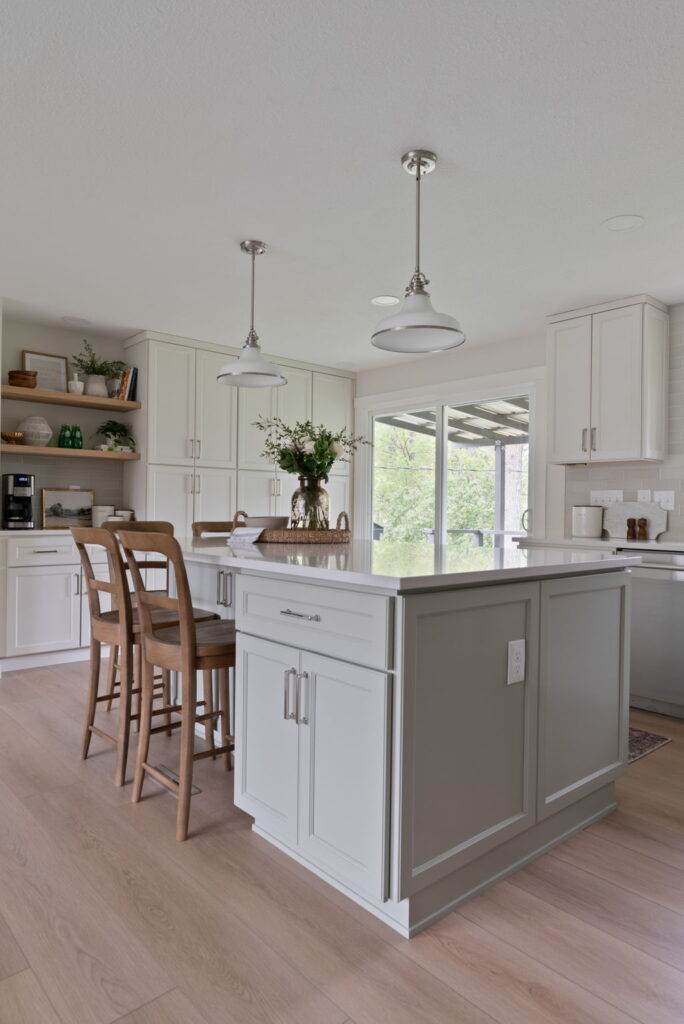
xmin=590 ymin=490 xmax=623 ymax=506
xmin=507 ymin=639 xmax=526 ymax=685
xmin=654 ymin=490 xmax=675 ymax=511
xmin=637 ymin=489 xmax=652 ymax=503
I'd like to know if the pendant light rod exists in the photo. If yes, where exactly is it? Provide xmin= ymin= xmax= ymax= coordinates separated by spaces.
xmin=415 ymin=157 xmax=421 ymax=280
xmin=240 ymin=239 xmax=267 ymax=347
xmin=401 ymin=150 xmax=436 ymax=295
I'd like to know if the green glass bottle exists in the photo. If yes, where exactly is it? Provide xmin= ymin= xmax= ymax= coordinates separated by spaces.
xmin=72 ymin=425 xmax=83 ymax=449
xmin=62 ymin=425 xmax=73 ymax=449
xmin=58 ymin=425 xmax=66 ymax=447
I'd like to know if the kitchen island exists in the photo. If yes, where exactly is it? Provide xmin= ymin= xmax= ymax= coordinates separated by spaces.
xmin=180 ymin=539 xmax=638 ymax=937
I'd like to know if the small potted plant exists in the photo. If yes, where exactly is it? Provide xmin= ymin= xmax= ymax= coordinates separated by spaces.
xmin=255 ymin=416 xmax=367 ymax=529
xmin=72 ymin=341 xmax=126 ymax=398
xmin=94 ymin=420 xmax=136 ymax=452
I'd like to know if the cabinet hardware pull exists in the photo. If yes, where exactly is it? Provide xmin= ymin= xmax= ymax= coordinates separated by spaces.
xmin=279 ymin=608 xmax=321 ymax=622
xmin=73 ymin=573 xmax=80 ymax=595
xmin=223 ymin=571 xmax=232 ymax=607
xmin=216 ymin=570 xmax=223 ymax=605
xmin=591 ymin=427 xmax=597 ymax=452
xmin=283 ymin=668 xmax=297 ymax=720
xmin=296 ymin=671 xmax=309 ymax=725
xmin=581 ymin=428 xmax=588 ymax=453
xmin=188 ymin=439 xmax=194 ymax=459
xmin=33 ymin=549 xmax=59 ymax=554
xmin=196 ymin=439 xmax=201 ymax=459
xmin=195 ymin=474 xmax=201 ymax=495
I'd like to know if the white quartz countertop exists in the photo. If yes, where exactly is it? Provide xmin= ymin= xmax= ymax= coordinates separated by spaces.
xmin=518 ymin=536 xmax=684 ymax=553
xmin=179 ymin=538 xmax=640 ymax=592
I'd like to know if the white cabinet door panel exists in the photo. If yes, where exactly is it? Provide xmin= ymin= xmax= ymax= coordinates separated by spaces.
xmin=277 ymin=366 xmax=312 ymax=425
xmin=312 ymin=374 xmax=354 ymax=476
xmin=147 ymin=342 xmax=196 ymax=465
xmin=591 ymin=305 xmax=643 ymax=461
xmin=234 ymin=634 xmax=300 ymax=844
xmin=194 ymin=468 xmax=237 ymax=525
xmin=237 ymin=388 xmax=275 ymax=471
xmin=147 ymin=465 xmax=194 ymax=538
xmin=6 ymin=565 xmax=81 ymax=656
xmin=547 ymin=316 xmax=592 ymax=463
xmin=298 ymin=653 xmax=390 ymax=900
xmin=195 ymin=349 xmax=237 ymax=468
xmin=237 ymin=470 xmax=277 ymax=517
xmin=325 ymin=474 xmax=351 ymax=526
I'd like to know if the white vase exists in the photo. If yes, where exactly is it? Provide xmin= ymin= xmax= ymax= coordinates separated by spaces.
xmin=85 ymin=374 xmax=108 ymax=397
xmin=18 ymin=415 xmax=53 ymax=446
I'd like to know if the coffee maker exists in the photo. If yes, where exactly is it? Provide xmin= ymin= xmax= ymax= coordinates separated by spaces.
xmin=2 ymin=474 xmax=36 ymax=529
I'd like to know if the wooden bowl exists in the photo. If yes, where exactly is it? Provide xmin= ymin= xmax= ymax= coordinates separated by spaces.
xmin=1 ymin=431 xmax=24 ymax=445
xmin=8 ymin=370 xmax=38 ymax=389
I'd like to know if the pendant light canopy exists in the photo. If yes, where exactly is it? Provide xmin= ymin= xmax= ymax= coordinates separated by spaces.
xmin=217 ymin=240 xmax=287 ymax=388
xmin=371 ymin=150 xmax=465 ymax=353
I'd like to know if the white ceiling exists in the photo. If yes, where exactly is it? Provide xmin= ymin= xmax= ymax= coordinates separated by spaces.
xmin=2 ymin=0 xmax=684 ymax=371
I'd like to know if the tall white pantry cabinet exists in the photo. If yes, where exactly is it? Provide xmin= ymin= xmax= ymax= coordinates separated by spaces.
xmin=547 ymin=295 xmax=669 ymax=464
xmin=122 ymin=331 xmax=355 ymax=535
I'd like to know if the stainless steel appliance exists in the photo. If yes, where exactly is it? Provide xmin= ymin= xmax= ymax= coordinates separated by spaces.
xmin=623 ymin=547 xmax=684 ymax=719
xmin=2 ymin=473 xmax=36 ymax=529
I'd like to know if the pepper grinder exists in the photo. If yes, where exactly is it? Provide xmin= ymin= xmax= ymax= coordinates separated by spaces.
xmin=637 ymin=517 xmax=648 ymax=542
xmin=626 ymin=517 xmax=637 ymax=542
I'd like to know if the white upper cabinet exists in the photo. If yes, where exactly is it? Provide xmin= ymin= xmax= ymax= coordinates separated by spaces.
xmin=547 ymin=297 xmax=669 ymax=464
xmin=195 ymin=349 xmax=237 ymax=468
xmin=148 ymin=341 xmax=196 ymax=465
xmin=194 ymin=466 xmax=237 ymax=523
xmin=312 ymin=373 xmax=354 ymax=475
xmin=237 ymin=387 xmax=276 ymax=471
xmin=277 ymin=366 xmax=312 ymax=426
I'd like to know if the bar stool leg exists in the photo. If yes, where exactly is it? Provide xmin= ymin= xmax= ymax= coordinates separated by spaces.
xmin=162 ymin=668 xmax=172 ymax=736
xmin=132 ymin=655 xmax=155 ymax=803
xmin=134 ymin=642 xmax=143 ymax=732
xmin=202 ymin=669 xmax=215 ymax=758
xmin=218 ymin=666 xmax=232 ymax=771
xmin=81 ymin=638 xmax=101 ymax=760
xmin=105 ymin=644 xmax=119 ymax=712
xmin=176 ymin=669 xmax=197 ymax=842
xmin=114 ymin=639 xmax=134 ymax=787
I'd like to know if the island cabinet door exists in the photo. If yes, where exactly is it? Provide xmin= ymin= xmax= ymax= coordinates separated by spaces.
xmin=234 ymin=633 xmax=300 ymax=845
xmin=397 ymin=582 xmax=540 ymax=900
xmin=297 ymin=653 xmax=391 ymax=901
xmin=537 ymin=573 xmax=630 ymax=821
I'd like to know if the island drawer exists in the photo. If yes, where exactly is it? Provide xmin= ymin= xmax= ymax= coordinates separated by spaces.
xmin=236 ymin=576 xmax=392 ymax=669
xmin=7 ymin=535 xmax=79 ymax=567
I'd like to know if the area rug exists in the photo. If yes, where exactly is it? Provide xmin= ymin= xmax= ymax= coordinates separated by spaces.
xmin=628 ymin=727 xmax=672 ymax=763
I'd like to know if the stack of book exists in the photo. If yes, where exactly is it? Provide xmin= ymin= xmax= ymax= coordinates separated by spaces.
xmin=115 ymin=367 xmax=138 ymax=401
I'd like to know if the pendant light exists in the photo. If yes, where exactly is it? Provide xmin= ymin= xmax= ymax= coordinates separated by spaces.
xmin=217 ymin=240 xmax=286 ymax=388
xmin=371 ymin=150 xmax=465 ymax=353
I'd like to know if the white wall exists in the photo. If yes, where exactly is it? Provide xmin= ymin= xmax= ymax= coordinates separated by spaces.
xmin=355 ymin=333 xmax=545 ymax=398
xmin=1 ymin=320 xmax=128 ymax=508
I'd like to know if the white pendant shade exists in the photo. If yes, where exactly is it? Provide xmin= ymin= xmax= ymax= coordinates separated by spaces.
xmin=217 ymin=342 xmax=286 ymax=388
xmin=371 ymin=291 xmax=465 ymax=352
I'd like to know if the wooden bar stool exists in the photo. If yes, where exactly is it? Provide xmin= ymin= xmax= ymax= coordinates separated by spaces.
xmin=119 ymin=530 xmax=236 ymax=841
xmin=72 ymin=526 xmax=218 ymax=787
xmin=191 ymin=521 xmax=235 ymax=537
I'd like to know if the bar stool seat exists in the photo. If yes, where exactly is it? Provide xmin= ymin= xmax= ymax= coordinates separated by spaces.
xmin=148 ymin=619 xmax=236 ymax=657
xmin=98 ymin=604 xmax=217 ymax=631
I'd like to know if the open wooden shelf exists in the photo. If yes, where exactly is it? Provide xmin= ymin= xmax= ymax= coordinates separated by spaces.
xmin=1 ymin=384 xmax=140 ymax=412
xmin=0 ymin=444 xmax=140 ymax=461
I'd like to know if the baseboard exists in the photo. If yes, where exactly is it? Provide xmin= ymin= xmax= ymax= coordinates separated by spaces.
xmin=0 ymin=646 xmax=112 ymax=672
xmin=630 ymin=696 xmax=684 ymax=720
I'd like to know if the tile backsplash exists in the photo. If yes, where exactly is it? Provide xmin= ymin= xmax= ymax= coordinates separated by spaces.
xmin=565 ymin=302 xmax=684 ymax=540
xmin=1 ymin=453 xmax=124 ymax=514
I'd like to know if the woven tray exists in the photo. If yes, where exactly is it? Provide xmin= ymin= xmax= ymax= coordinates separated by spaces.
xmin=257 ymin=512 xmax=351 ymax=544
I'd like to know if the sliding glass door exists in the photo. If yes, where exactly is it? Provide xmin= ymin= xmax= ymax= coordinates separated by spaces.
xmin=372 ymin=395 xmax=530 ymax=547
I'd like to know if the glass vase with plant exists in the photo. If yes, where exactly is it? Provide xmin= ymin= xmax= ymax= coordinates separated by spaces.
xmin=72 ymin=340 xmax=127 ymax=397
xmin=255 ymin=416 xmax=368 ymax=529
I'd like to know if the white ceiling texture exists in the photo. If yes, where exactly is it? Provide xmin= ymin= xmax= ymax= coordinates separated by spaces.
xmin=2 ymin=0 xmax=684 ymax=370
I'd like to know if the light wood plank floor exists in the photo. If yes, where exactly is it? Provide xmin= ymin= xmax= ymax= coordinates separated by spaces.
xmin=1 ymin=660 xmax=683 ymax=1023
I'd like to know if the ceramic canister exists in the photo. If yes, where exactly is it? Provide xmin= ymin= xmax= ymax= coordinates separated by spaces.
xmin=572 ymin=505 xmax=604 ymax=538
xmin=92 ymin=505 xmax=115 ymax=528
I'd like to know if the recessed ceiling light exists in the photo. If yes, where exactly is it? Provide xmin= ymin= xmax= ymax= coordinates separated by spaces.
xmin=602 ymin=214 xmax=645 ymax=232
xmin=61 ymin=316 xmax=92 ymax=326
xmin=371 ymin=295 xmax=400 ymax=306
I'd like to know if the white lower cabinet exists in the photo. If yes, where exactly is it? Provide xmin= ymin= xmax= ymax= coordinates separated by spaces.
xmin=183 ymin=560 xmax=234 ymax=620
xmin=147 ymin=465 xmax=236 ymax=535
xmin=6 ymin=564 xmax=81 ymax=656
xmin=193 ymin=467 xmax=237 ymax=523
xmin=235 ymin=632 xmax=390 ymax=900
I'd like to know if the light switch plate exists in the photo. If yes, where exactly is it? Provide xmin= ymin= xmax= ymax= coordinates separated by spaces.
xmin=654 ymin=490 xmax=675 ymax=511
xmin=590 ymin=490 xmax=623 ymax=506
xmin=507 ymin=639 xmax=526 ymax=685
xmin=637 ymin=489 xmax=652 ymax=503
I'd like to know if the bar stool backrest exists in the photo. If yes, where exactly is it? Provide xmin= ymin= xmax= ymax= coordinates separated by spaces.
xmin=191 ymin=521 xmax=234 ymax=537
xmin=102 ymin=520 xmax=174 ymax=591
xmin=118 ymin=530 xmax=198 ymax=671
xmin=71 ymin=526 xmax=133 ymax=630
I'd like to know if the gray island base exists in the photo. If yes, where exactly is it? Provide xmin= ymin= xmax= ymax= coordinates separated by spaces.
xmin=179 ymin=540 xmax=637 ymax=937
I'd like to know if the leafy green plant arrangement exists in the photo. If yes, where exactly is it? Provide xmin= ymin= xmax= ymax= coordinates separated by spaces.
xmin=255 ymin=416 xmax=368 ymax=481
xmin=72 ymin=340 xmax=127 ymax=380
xmin=94 ymin=420 xmax=136 ymax=451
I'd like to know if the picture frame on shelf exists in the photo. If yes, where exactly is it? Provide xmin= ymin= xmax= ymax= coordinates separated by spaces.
xmin=22 ymin=350 xmax=68 ymax=392
xmin=42 ymin=488 xmax=94 ymax=529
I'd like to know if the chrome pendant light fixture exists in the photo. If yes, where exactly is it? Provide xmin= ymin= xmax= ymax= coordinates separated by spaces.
xmin=217 ymin=240 xmax=286 ymax=388
xmin=371 ymin=150 xmax=465 ymax=353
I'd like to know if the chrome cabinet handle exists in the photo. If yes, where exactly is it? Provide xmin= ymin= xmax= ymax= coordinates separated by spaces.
xmin=581 ymin=428 xmax=588 ymax=453
xmin=283 ymin=668 xmax=297 ymax=720
xmin=591 ymin=427 xmax=597 ymax=452
xmin=73 ymin=573 xmax=80 ymax=596
xmin=188 ymin=439 xmax=194 ymax=459
xmin=195 ymin=473 xmax=201 ymax=495
xmin=33 ymin=548 xmax=59 ymax=554
xmin=223 ymin=571 xmax=232 ymax=607
xmin=296 ymin=671 xmax=309 ymax=725
xmin=280 ymin=608 xmax=321 ymax=622
xmin=195 ymin=439 xmax=201 ymax=460
xmin=216 ymin=570 xmax=222 ymax=604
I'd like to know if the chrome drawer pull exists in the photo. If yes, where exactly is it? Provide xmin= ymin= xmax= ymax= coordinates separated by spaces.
xmin=33 ymin=549 xmax=59 ymax=554
xmin=280 ymin=608 xmax=321 ymax=622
